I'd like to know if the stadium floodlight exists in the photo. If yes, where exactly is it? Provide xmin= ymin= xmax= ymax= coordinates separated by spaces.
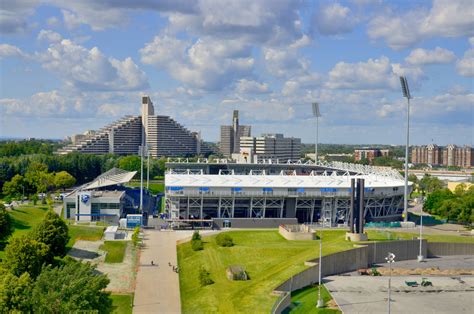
xmin=312 ymin=102 xmax=322 ymax=164
xmin=399 ymin=76 xmax=411 ymax=222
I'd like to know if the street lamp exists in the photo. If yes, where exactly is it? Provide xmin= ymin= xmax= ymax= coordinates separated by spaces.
xmin=312 ymin=102 xmax=322 ymax=164
xmin=385 ymin=252 xmax=396 ymax=314
xmin=317 ymin=227 xmax=324 ymax=308
xmin=399 ymin=76 xmax=411 ymax=222
xmin=418 ymin=204 xmax=424 ymax=262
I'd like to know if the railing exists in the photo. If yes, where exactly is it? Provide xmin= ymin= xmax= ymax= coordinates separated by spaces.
xmin=166 ymin=190 xmax=352 ymax=198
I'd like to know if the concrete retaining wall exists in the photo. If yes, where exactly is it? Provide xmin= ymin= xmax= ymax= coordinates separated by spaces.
xmin=272 ymin=239 xmax=437 ymax=314
xmin=279 ymin=225 xmax=316 ymax=241
xmin=427 ymin=242 xmax=474 ymax=257
xmin=213 ymin=218 xmax=297 ymax=229
xmin=366 ymin=239 xmax=427 ymax=264
xmin=271 ymin=292 xmax=291 ymax=314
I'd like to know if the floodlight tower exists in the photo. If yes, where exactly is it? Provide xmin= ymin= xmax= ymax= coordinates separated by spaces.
xmin=399 ymin=77 xmax=411 ymax=222
xmin=312 ymin=102 xmax=322 ymax=163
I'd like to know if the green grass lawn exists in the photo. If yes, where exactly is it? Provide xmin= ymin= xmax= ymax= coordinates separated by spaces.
xmin=127 ymin=180 xmax=164 ymax=194
xmin=110 ymin=293 xmax=133 ymax=314
xmin=177 ymin=230 xmax=355 ymax=314
xmin=100 ymin=241 xmax=128 ymax=263
xmin=6 ymin=205 xmax=49 ymax=238
xmin=67 ymin=225 xmax=105 ymax=248
xmin=284 ymin=285 xmax=341 ymax=314
xmin=365 ymin=230 xmax=474 ymax=243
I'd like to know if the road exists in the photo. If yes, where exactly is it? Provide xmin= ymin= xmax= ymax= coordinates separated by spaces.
xmin=133 ymin=230 xmax=181 ymax=314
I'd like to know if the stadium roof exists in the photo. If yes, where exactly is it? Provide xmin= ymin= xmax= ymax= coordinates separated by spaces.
xmin=81 ymin=168 xmax=137 ymax=190
xmin=165 ymin=173 xmax=409 ymax=189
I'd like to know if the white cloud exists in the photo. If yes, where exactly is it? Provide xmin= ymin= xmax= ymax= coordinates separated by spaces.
xmin=282 ymin=74 xmax=321 ymax=96
xmin=235 ymin=79 xmax=270 ymax=94
xmin=313 ymin=3 xmax=358 ymax=35
xmin=326 ymin=56 xmax=399 ymax=90
xmin=405 ymin=47 xmax=455 ymax=65
xmin=0 ymin=0 xmax=39 ymax=34
xmin=0 ymin=44 xmax=28 ymax=59
xmin=37 ymin=29 xmax=62 ymax=43
xmin=368 ymin=0 xmax=474 ymax=49
xmin=141 ymin=36 xmax=254 ymax=90
xmin=456 ymin=48 xmax=474 ymax=77
xmin=38 ymin=39 xmax=148 ymax=91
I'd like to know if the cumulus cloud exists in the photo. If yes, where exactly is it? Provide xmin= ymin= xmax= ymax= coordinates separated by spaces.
xmin=456 ymin=48 xmax=474 ymax=77
xmin=0 ymin=44 xmax=28 ymax=59
xmin=38 ymin=39 xmax=148 ymax=91
xmin=326 ymin=56 xmax=399 ymax=90
xmin=368 ymin=0 xmax=474 ymax=49
xmin=405 ymin=47 xmax=456 ymax=65
xmin=0 ymin=0 xmax=39 ymax=34
xmin=313 ymin=3 xmax=358 ymax=35
xmin=235 ymin=79 xmax=270 ymax=94
xmin=37 ymin=29 xmax=62 ymax=43
xmin=141 ymin=36 xmax=254 ymax=90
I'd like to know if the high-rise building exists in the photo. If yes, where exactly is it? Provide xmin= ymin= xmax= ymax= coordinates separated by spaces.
xmin=240 ymin=133 xmax=301 ymax=161
xmin=411 ymin=144 xmax=442 ymax=165
xmin=219 ymin=110 xmax=251 ymax=157
xmin=411 ymin=144 xmax=473 ymax=168
xmin=56 ymin=97 xmax=213 ymax=157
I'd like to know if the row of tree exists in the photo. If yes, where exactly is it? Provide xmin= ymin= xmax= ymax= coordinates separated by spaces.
xmin=0 ymin=153 xmax=168 ymax=196
xmin=423 ymin=183 xmax=473 ymax=224
xmin=0 ymin=139 xmax=65 ymax=157
xmin=0 ymin=206 xmax=111 ymax=312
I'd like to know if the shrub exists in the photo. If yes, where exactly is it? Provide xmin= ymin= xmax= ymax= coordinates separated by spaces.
xmin=132 ymin=227 xmax=140 ymax=247
xmin=0 ymin=203 xmax=12 ymax=241
xmin=192 ymin=231 xmax=201 ymax=241
xmin=198 ymin=266 xmax=213 ymax=287
xmin=191 ymin=239 xmax=203 ymax=251
xmin=216 ymin=233 xmax=234 ymax=247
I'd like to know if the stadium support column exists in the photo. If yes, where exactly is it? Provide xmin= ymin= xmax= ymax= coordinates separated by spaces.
xmin=349 ymin=178 xmax=355 ymax=233
xmin=359 ymin=179 xmax=365 ymax=234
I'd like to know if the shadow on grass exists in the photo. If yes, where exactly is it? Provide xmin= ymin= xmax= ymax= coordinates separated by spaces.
xmin=11 ymin=218 xmax=31 ymax=231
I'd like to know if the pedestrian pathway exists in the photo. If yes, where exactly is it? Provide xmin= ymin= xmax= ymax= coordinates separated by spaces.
xmin=133 ymin=230 xmax=181 ymax=313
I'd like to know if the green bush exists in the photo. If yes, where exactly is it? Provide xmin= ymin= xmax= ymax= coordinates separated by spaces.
xmin=191 ymin=239 xmax=203 ymax=251
xmin=192 ymin=231 xmax=201 ymax=241
xmin=216 ymin=233 xmax=234 ymax=247
xmin=198 ymin=266 xmax=213 ymax=287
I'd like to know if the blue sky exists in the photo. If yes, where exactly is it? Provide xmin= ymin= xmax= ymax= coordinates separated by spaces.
xmin=0 ymin=0 xmax=472 ymax=145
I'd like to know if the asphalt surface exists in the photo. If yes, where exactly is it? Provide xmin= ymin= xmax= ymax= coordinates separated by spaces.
xmin=325 ymin=275 xmax=474 ymax=314
xmin=375 ymin=255 xmax=474 ymax=270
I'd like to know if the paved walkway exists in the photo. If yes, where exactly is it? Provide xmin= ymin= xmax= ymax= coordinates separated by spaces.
xmin=133 ymin=230 xmax=181 ymax=314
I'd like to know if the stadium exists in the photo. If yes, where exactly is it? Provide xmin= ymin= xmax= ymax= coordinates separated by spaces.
xmin=164 ymin=159 xmax=412 ymax=228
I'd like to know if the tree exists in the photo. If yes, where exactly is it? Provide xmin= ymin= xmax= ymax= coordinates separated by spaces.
xmin=2 ymin=237 xmax=50 ymax=278
xmin=32 ymin=211 xmax=70 ymax=258
xmin=2 ymin=174 xmax=25 ymax=198
xmin=131 ymin=226 xmax=140 ymax=247
xmin=31 ymin=258 xmax=111 ymax=314
xmin=215 ymin=233 xmax=234 ymax=247
xmin=0 ymin=203 xmax=12 ymax=241
xmin=0 ymin=271 xmax=33 ymax=312
xmin=53 ymin=171 xmax=76 ymax=191
xmin=419 ymin=174 xmax=442 ymax=196
xmin=118 ymin=156 xmax=141 ymax=176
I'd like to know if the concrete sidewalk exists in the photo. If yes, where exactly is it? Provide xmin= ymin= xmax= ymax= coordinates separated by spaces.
xmin=133 ymin=230 xmax=181 ymax=314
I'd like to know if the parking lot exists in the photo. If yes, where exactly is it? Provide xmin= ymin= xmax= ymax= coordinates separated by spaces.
xmin=325 ymin=274 xmax=474 ymax=313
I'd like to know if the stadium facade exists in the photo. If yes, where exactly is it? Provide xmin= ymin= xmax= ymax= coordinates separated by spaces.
xmin=57 ymin=96 xmax=213 ymax=157
xmin=164 ymin=159 xmax=411 ymax=227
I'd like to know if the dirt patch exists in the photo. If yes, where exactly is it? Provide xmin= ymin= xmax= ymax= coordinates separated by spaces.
xmin=377 ymin=267 xmax=474 ymax=276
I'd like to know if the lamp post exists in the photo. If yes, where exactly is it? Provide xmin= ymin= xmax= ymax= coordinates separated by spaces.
xmin=146 ymin=144 xmax=151 ymax=190
xmin=317 ymin=227 xmax=324 ymax=308
xmin=312 ymin=102 xmax=322 ymax=164
xmin=399 ymin=76 xmax=411 ymax=222
xmin=418 ymin=204 xmax=424 ymax=262
xmin=385 ymin=252 xmax=396 ymax=314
